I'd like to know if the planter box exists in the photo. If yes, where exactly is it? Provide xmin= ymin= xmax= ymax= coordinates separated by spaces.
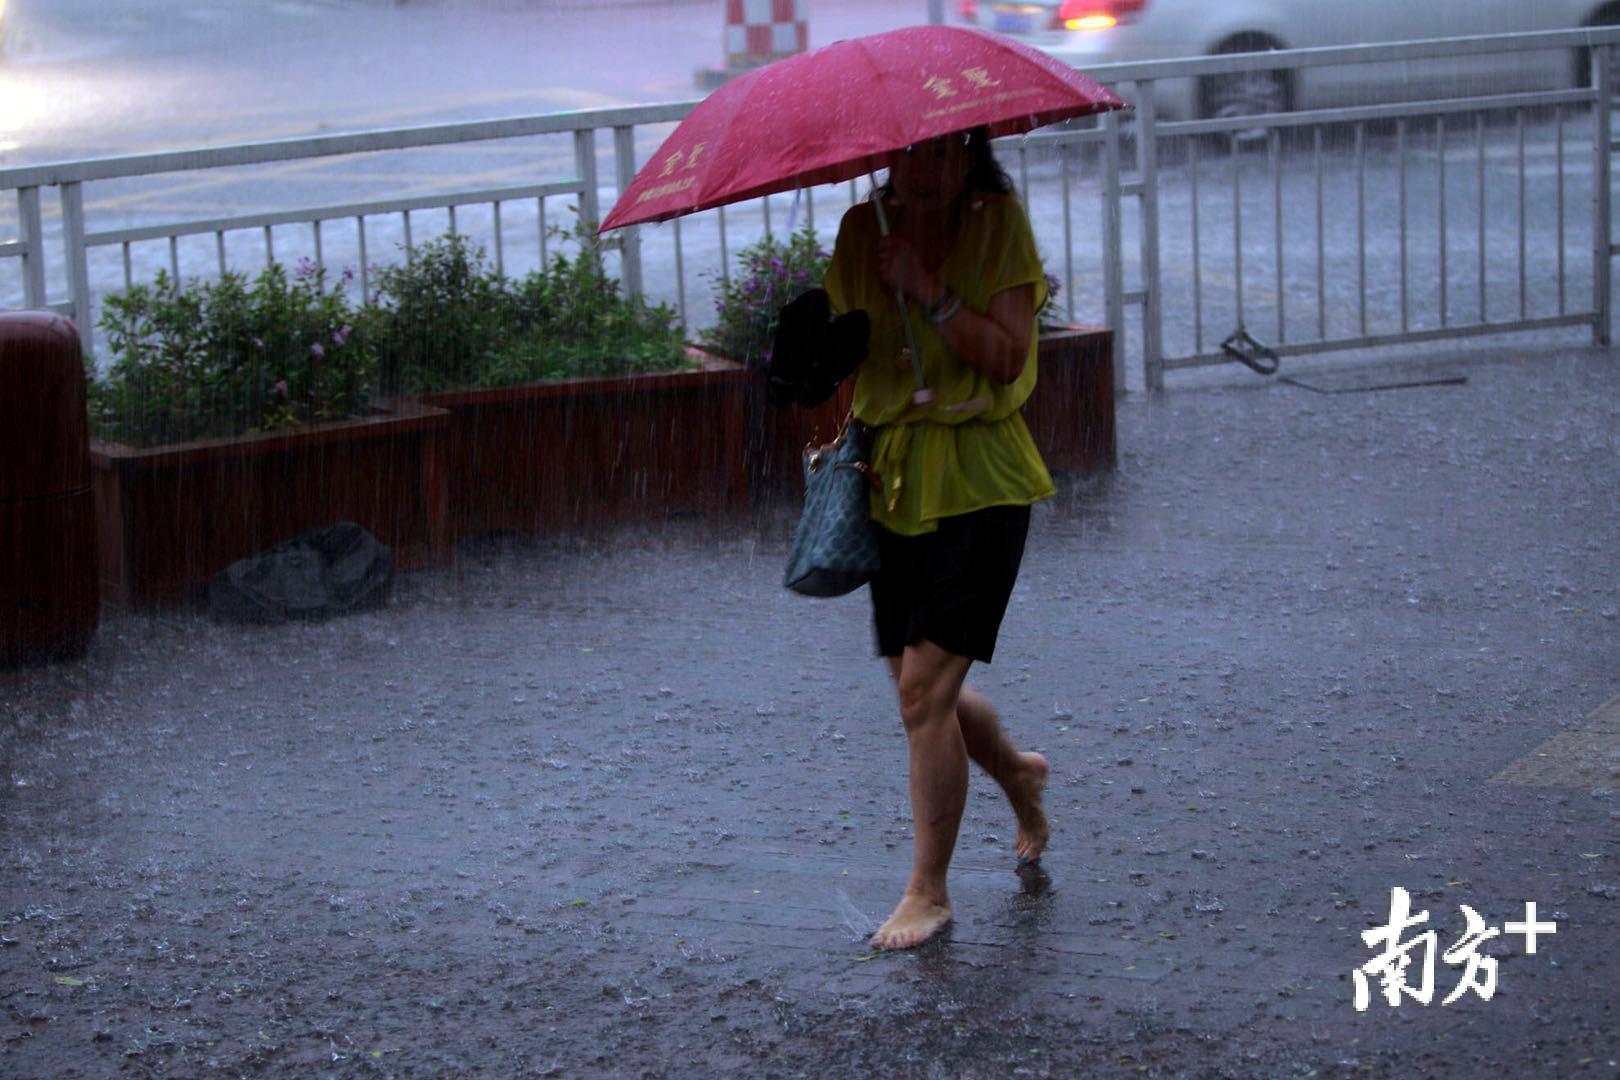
xmin=88 ymin=328 xmax=1112 ymax=607
xmin=1024 ymin=324 xmax=1116 ymax=475
xmin=92 ymin=402 xmax=451 ymax=608
xmin=419 ymin=356 xmax=748 ymax=541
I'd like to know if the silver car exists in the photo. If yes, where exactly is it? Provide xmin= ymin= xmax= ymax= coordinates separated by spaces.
xmin=961 ymin=0 xmax=1620 ymax=124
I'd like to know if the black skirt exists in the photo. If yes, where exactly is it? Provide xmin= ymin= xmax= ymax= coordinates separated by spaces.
xmin=870 ymin=504 xmax=1031 ymax=665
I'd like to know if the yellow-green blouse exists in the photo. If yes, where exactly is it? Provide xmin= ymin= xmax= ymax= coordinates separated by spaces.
xmin=823 ymin=193 xmax=1055 ymax=536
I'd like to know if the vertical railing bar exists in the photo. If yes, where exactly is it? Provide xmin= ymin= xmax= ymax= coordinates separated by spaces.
xmin=1233 ymin=132 xmax=1244 ymax=334
xmin=493 ymin=201 xmax=505 ymax=279
xmin=849 ymin=179 xmax=859 ymax=208
xmin=1518 ymin=108 xmax=1527 ymax=320
xmin=404 ymin=210 xmax=414 ymax=258
xmin=1190 ymin=135 xmax=1203 ymax=354
xmin=358 ymin=215 xmax=369 ymax=300
xmin=1101 ymin=110 xmax=1128 ymax=392
xmin=314 ymin=219 xmax=324 ymax=271
xmin=264 ymin=225 xmax=275 ymax=268
xmin=573 ymin=128 xmax=601 ymax=229
xmin=1593 ymin=44 xmax=1613 ymax=344
xmin=1136 ymin=81 xmax=1162 ymax=389
xmin=216 ymin=230 xmax=227 ymax=278
xmin=717 ymin=204 xmax=729 ymax=288
xmin=1061 ymin=145 xmax=1074 ymax=322
xmin=448 ymin=204 xmax=457 ymax=236
xmin=18 ymin=186 xmax=47 ymax=307
xmin=1272 ymin=127 xmax=1285 ymax=344
xmin=1315 ymin=126 xmax=1325 ymax=339
xmin=1439 ymin=116 xmax=1449 ymax=329
xmin=122 ymin=242 xmax=133 ymax=290
xmin=539 ymin=198 xmax=549 ymax=266
xmin=806 ymin=186 xmax=815 ymax=232
xmin=674 ymin=215 xmax=686 ymax=323
xmin=59 ymin=183 xmax=91 ymax=339
xmin=611 ymin=124 xmax=642 ymax=297
xmin=1477 ymin=112 xmax=1487 ymax=324
xmin=1356 ymin=121 xmax=1367 ymax=337
xmin=763 ymin=193 xmax=771 ymax=237
xmin=1557 ymin=104 xmax=1567 ymax=316
xmin=169 ymin=235 xmax=180 ymax=281
xmin=1399 ymin=119 xmax=1409 ymax=333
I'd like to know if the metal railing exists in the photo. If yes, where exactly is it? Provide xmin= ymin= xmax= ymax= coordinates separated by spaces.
xmin=0 ymin=104 xmax=687 ymax=345
xmin=1079 ymin=25 xmax=1620 ymax=389
xmin=3 ymin=26 xmax=1617 ymax=390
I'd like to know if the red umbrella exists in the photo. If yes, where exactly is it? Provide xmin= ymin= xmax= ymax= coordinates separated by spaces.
xmin=599 ymin=24 xmax=1126 ymax=232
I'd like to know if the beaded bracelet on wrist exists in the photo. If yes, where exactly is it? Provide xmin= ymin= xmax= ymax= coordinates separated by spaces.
xmin=928 ymin=291 xmax=963 ymax=325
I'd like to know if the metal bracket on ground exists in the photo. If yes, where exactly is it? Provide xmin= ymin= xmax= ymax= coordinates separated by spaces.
xmin=1221 ymin=326 xmax=1469 ymax=393
xmin=1219 ymin=327 xmax=1280 ymax=375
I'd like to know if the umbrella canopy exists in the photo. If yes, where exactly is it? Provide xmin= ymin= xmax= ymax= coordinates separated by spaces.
xmin=599 ymin=24 xmax=1126 ymax=232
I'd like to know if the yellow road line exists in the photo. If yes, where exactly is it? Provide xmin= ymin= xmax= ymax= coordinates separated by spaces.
xmin=99 ymin=87 xmax=628 ymax=156
xmin=19 ymin=147 xmax=582 ymax=221
xmin=8 ymin=87 xmax=627 ymax=222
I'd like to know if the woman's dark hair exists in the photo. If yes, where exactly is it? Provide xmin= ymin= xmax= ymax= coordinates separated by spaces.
xmin=878 ymin=126 xmax=1016 ymax=202
xmin=964 ymin=126 xmax=1015 ymax=197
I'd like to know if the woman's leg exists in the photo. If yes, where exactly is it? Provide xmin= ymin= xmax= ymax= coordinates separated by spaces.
xmin=871 ymin=640 xmax=973 ymax=950
xmin=872 ymin=662 xmax=1052 ymax=949
xmin=955 ymin=688 xmax=1050 ymax=863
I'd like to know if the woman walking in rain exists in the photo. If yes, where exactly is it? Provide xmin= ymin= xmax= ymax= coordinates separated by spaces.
xmin=822 ymin=126 xmax=1055 ymax=951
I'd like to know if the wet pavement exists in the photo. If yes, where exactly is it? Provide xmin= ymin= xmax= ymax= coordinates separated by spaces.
xmin=2 ymin=342 xmax=1618 ymax=1077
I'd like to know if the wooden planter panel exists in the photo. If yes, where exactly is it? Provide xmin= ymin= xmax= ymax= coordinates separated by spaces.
xmin=421 ymin=364 xmax=748 ymax=539
xmin=92 ymin=402 xmax=450 ymax=608
xmin=745 ymin=377 xmax=856 ymax=498
xmin=1025 ymin=325 xmax=1116 ymax=474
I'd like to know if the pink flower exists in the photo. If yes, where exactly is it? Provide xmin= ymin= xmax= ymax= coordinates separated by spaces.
xmin=272 ymin=380 xmax=289 ymax=396
xmin=332 ymin=324 xmax=352 ymax=347
xmin=309 ymin=342 xmax=326 ymax=360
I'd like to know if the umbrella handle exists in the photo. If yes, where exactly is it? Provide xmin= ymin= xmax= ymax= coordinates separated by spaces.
xmin=870 ymin=191 xmax=934 ymax=406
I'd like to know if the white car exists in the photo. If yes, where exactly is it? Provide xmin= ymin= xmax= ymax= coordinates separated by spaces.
xmin=961 ymin=0 xmax=1620 ymax=125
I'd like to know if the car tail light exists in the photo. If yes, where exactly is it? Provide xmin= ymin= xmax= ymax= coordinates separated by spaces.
xmin=1054 ymin=0 xmax=1147 ymax=31
xmin=958 ymin=0 xmax=978 ymax=20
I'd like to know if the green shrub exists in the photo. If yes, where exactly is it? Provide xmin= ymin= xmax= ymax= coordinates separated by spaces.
xmin=371 ymin=227 xmax=689 ymax=392
xmin=480 ymin=228 xmax=689 ymax=384
xmin=91 ymin=225 xmax=692 ymax=446
xmin=367 ymin=233 xmax=513 ymax=394
xmin=93 ymin=260 xmax=375 ymax=448
xmin=698 ymin=223 xmax=830 ymax=368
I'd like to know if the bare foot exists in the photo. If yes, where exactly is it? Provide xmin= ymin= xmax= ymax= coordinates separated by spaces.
xmin=1009 ymin=752 xmax=1050 ymax=864
xmin=870 ymin=892 xmax=953 ymax=950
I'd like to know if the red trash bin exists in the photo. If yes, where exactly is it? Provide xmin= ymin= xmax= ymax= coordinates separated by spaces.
xmin=0 ymin=311 xmax=99 ymax=666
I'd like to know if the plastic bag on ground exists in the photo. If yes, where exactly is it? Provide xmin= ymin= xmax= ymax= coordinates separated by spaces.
xmin=208 ymin=522 xmax=392 ymax=623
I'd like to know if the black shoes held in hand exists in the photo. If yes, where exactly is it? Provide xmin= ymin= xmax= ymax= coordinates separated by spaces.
xmin=766 ymin=288 xmax=870 ymax=408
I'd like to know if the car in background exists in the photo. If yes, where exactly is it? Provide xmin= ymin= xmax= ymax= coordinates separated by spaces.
xmin=957 ymin=0 xmax=1620 ymax=128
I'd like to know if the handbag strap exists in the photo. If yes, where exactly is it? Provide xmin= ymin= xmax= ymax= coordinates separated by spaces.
xmin=806 ymin=406 xmax=858 ymax=455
